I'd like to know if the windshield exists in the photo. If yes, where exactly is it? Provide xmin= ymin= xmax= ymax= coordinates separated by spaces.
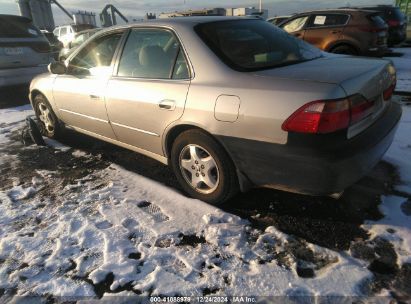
xmin=195 ymin=19 xmax=322 ymax=71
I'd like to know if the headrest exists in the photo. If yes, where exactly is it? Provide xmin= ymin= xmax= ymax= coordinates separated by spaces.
xmin=139 ymin=45 xmax=165 ymax=67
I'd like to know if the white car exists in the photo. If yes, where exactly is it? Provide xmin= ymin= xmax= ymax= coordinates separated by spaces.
xmin=53 ymin=24 xmax=95 ymax=48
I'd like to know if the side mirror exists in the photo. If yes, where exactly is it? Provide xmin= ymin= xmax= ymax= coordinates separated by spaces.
xmin=48 ymin=61 xmax=67 ymax=75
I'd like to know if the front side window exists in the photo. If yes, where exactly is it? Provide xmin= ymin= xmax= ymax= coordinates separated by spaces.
xmin=69 ymin=32 xmax=123 ymax=76
xmin=196 ymin=19 xmax=322 ymax=71
xmin=60 ymin=27 xmax=67 ymax=36
xmin=117 ymin=28 xmax=189 ymax=79
xmin=282 ymin=16 xmax=309 ymax=33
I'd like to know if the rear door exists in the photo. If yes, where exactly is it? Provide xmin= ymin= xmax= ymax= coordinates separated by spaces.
xmin=105 ymin=28 xmax=191 ymax=156
xmin=281 ymin=15 xmax=310 ymax=39
xmin=303 ymin=14 xmax=349 ymax=50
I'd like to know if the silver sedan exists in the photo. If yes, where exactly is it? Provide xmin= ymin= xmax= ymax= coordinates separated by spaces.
xmin=30 ymin=17 xmax=401 ymax=205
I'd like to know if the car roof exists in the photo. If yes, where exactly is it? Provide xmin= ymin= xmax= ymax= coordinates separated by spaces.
xmin=293 ymin=8 xmax=376 ymax=15
xmin=99 ymin=16 xmax=257 ymax=32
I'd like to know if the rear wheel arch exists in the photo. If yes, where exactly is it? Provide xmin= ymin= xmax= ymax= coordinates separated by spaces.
xmin=164 ymin=124 xmax=252 ymax=193
xmin=328 ymin=42 xmax=360 ymax=55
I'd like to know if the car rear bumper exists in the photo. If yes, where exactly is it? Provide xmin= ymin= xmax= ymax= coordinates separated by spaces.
xmin=219 ymin=101 xmax=402 ymax=196
xmin=0 ymin=65 xmax=48 ymax=88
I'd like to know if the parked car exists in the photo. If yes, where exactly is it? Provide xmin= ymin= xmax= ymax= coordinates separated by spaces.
xmin=0 ymin=15 xmax=51 ymax=89
xmin=53 ymin=24 xmax=96 ymax=48
xmin=279 ymin=9 xmax=388 ymax=56
xmin=354 ymin=5 xmax=407 ymax=46
xmin=41 ymin=30 xmax=63 ymax=60
xmin=267 ymin=16 xmax=292 ymax=26
xmin=30 ymin=17 xmax=401 ymax=204
xmin=59 ymin=28 xmax=101 ymax=61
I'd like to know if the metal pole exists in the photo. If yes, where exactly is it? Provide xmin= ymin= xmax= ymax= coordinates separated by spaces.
xmin=259 ymin=0 xmax=262 ymax=12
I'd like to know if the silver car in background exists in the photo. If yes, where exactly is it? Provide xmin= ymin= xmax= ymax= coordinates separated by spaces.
xmin=0 ymin=15 xmax=51 ymax=88
xmin=29 ymin=17 xmax=401 ymax=205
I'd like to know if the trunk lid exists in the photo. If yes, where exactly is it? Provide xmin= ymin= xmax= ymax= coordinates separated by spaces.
xmin=253 ymin=55 xmax=395 ymax=100
xmin=254 ymin=54 xmax=396 ymax=138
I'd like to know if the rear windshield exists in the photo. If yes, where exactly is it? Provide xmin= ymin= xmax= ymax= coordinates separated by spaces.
xmin=195 ymin=19 xmax=322 ymax=71
xmin=368 ymin=7 xmax=405 ymax=21
xmin=384 ymin=8 xmax=405 ymax=20
xmin=0 ymin=16 xmax=41 ymax=38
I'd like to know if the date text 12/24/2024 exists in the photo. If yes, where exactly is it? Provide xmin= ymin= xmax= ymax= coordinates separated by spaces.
xmin=150 ymin=296 xmax=257 ymax=303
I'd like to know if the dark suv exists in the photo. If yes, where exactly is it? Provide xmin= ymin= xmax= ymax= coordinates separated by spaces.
xmin=279 ymin=9 xmax=388 ymax=56
xmin=0 ymin=15 xmax=51 ymax=88
xmin=355 ymin=5 xmax=407 ymax=46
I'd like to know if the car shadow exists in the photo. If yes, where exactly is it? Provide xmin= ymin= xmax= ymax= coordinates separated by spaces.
xmin=54 ymin=129 xmax=402 ymax=251
xmin=0 ymin=85 xmax=30 ymax=109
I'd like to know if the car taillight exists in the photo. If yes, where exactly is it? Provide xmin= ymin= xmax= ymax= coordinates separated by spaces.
xmin=282 ymin=98 xmax=350 ymax=134
xmin=350 ymin=95 xmax=375 ymax=125
xmin=387 ymin=20 xmax=400 ymax=27
xmin=383 ymin=82 xmax=396 ymax=101
xmin=282 ymin=93 xmax=389 ymax=134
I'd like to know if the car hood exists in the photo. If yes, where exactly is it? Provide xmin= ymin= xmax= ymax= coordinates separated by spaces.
xmin=253 ymin=55 xmax=395 ymax=100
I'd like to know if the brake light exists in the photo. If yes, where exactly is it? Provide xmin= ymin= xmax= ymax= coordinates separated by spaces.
xmin=387 ymin=20 xmax=400 ymax=27
xmin=383 ymin=83 xmax=396 ymax=101
xmin=282 ymin=98 xmax=350 ymax=134
xmin=350 ymin=95 xmax=375 ymax=125
xmin=282 ymin=94 xmax=384 ymax=134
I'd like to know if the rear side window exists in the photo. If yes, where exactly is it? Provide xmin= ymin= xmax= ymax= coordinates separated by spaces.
xmin=60 ymin=27 xmax=67 ymax=36
xmin=0 ymin=16 xmax=41 ymax=38
xmin=196 ymin=19 xmax=322 ymax=71
xmin=307 ymin=14 xmax=349 ymax=28
xmin=117 ymin=28 xmax=189 ymax=79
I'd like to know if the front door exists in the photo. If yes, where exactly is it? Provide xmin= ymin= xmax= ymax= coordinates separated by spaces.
xmin=52 ymin=31 xmax=124 ymax=139
xmin=105 ymin=28 xmax=191 ymax=155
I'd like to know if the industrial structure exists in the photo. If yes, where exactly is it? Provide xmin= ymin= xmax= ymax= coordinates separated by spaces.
xmin=17 ymin=0 xmax=98 ymax=31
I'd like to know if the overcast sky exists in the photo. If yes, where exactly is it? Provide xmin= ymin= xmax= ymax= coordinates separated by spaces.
xmin=1 ymin=0 xmax=394 ymax=25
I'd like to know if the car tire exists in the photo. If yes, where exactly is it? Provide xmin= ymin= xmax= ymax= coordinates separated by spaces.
xmin=330 ymin=45 xmax=357 ymax=55
xmin=33 ymin=94 xmax=62 ymax=139
xmin=170 ymin=129 xmax=239 ymax=205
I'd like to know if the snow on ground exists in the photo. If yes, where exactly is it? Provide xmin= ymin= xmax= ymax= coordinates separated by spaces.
xmin=0 ymin=55 xmax=411 ymax=301
xmin=386 ymin=47 xmax=411 ymax=93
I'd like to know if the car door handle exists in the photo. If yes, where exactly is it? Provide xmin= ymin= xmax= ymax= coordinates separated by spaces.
xmin=159 ymin=99 xmax=176 ymax=111
xmin=331 ymin=30 xmax=341 ymax=34
xmin=90 ymin=95 xmax=101 ymax=100
xmin=294 ymin=33 xmax=302 ymax=37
